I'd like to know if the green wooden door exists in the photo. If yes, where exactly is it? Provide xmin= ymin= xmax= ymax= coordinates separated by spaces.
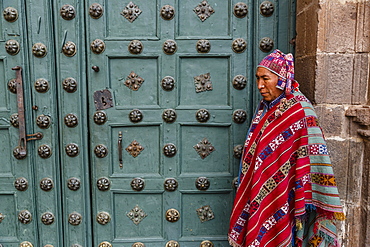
xmin=86 ymin=0 xmax=295 ymax=246
xmin=0 ymin=1 xmax=295 ymax=246
xmin=0 ymin=1 xmax=41 ymax=246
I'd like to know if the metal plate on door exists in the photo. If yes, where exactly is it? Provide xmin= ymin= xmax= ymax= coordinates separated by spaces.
xmin=127 ymin=205 xmax=147 ymax=225
xmin=260 ymin=1 xmax=274 ymax=17
xmin=40 ymin=178 xmax=54 ymax=191
xmin=62 ymin=41 xmax=77 ymax=57
xmin=232 ymin=110 xmax=247 ymax=123
xmin=165 ymin=240 xmax=179 ymax=247
xmin=20 ymin=242 xmax=33 ymax=247
xmin=7 ymin=78 xmax=17 ymax=93
xmin=5 ymin=39 xmax=20 ymax=55
xmin=162 ymin=109 xmax=177 ymax=123
xmin=93 ymin=89 xmax=113 ymax=110
xmin=259 ymin=37 xmax=274 ymax=52
xmin=200 ymin=240 xmax=214 ymax=247
xmin=68 ymin=177 xmax=81 ymax=191
xmin=89 ymin=3 xmax=103 ymax=19
xmin=18 ymin=210 xmax=32 ymax=224
xmin=125 ymin=72 xmax=145 ymax=91
xmin=194 ymin=73 xmax=212 ymax=93
xmin=196 ymin=205 xmax=214 ymax=222
xmin=232 ymin=38 xmax=247 ymax=53
xmin=232 ymin=75 xmax=247 ymax=90
xmin=14 ymin=177 xmax=28 ymax=191
xmin=68 ymin=212 xmax=82 ymax=226
xmin=41 ymin=212 xmax=55 ymax=225
xmin=233 ymin=145 xmax=243 ymax=158
xmin=34 ymin=78 xmax=50 ymax=93
xmin=3 ymin=7 xmax=18 ymax=22
xmin=131 ymin=177 xmax=145 ymax=191
xmin=10 ymin=113 xmax=19 ymax=127
xmin=121 ymin=2 xmax=142 ymax=22
xmin=96 ymin=211 xmax=111 ymax=225
xmin=32 ymin=43 xmax=47 ymax=58
xmin=94 ymin=144 xmax=108 ymax=158
xmin=234 ymin=2 xmax=248 ymax=18
xmin=160 ymin=5 xmax=175 ymax=20
xmin=98 ymin=242 xmax=112 ymax=247
xmin=97 ymin=177 xmax=111 ymax=191
xmin=194 ymin=0 xmax=214 ymax=22
xmin=193 ymin=138 xmax=215 ymax=159
xmin=196 ymin=39 xmax=211 ymax=53
xmin=90 ymin=39 xmax=105 ymax=54
xmin=166 ymin=208 xmax=180 ymax=222
xmin=164 ymin=178 xmax=178 ymax=192
xmin=128 ymin=40 xmax=143 ymax=54
xmin=196 ymin=177 xmax=210 ymax=190
xmin=94 ymin=111 xmax=107 ymax=125
xmin=126 ymin=140 xmax=144 ymax=157
xmin=60 ymin=4 xmax=75 ymax=20
xmin=36 ymin=114 xmax=51 ymax=129
xmin=132 ymin=243 xmax=145 ymax=247
xmin=163 ymin=143 xmax=177 ymax=157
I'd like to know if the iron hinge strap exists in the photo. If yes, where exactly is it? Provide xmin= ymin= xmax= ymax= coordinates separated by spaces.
xmin=12 ymin=66 xmax=43 ymax=158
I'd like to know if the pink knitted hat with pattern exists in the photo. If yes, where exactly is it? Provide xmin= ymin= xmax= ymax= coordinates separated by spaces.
xmin=257 ymin=49 xmax=297 ymax=95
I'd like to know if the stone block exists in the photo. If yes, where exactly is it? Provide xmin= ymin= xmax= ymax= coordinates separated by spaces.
xmin=317 ymin=1 xmax=328 ymax=53
xmin=304 ymin=4 xmax=320 ymax=55
xmin=326 ymin=139 xmax=349 ymax=198
xmin=315 ymin=54 xmax=354 ymax=104
xmin=295 ymin=55 xmax=316 ymax=102
xmin=345 ymin=106 xmax=370 ymax=126
xmin=361 ymin=140 xmax=370 ymax=246
xmin=339 ymin=203 xmax=362 ymax=247
xmin=352 ymin=53 xmax=370 ymax=105
xmin=295 ymin=11 xmax=306 ymax=58
xmin=317 ymin=1 xmax=357 ymax=53
xmin=346 ymin=140 xmax=365 ymax=203
xmin=355 ymin=2 xmax=370 ymax=52
xmin=315 ymin=104 xmax=348 ymax=137
xmin=296 ymin=1 xmax=319 ymax=57
xmin=296 ymin=0 xmax=319 ymax=15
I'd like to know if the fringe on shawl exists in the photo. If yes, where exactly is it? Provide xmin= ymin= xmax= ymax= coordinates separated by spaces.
xmin=228 ymin=237 xmax=243 ymax=247
xmin=294 ymin=204 xmax=345 ymax=247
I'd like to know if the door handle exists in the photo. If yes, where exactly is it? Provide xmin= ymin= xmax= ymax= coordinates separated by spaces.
xmin=118 ymin=131 xmax=123 ymax=168
xmin=12 ymin=66 xmax=43 ymax=159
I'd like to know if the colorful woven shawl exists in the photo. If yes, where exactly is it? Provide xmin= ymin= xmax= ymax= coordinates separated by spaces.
xmin=228 ymin=91 xmax=344 ymax=247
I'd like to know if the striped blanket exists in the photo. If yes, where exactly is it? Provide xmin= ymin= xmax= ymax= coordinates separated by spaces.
xmin=229 ymin=91 xmax=344 ymax=247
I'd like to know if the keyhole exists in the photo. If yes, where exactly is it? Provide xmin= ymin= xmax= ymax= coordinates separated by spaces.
xmin=101 ymin=97 xmax=107 ymax=106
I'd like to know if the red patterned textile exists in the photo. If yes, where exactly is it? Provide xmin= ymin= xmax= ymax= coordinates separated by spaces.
xmin=228 ymin=92 xmax=343 ymax=247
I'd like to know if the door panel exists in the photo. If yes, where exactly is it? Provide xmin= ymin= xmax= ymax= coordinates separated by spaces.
xmin=51 ymin=0 xmax=91 ymax=246
xmin=105 ymin=0 xmax=160 ymax=40
xmin=0 ymin=1 xmax=40 ymax=246
xmin=111 ymin=126 xmax=161 ymax=176
xmin=177 ymin=1 xmax=231 ymax=39
xmin=109 ymin=57 xmax=160 ymax=108
xmin=25 ymin=0 xmax=64 ymax=246
xmin=178 ymin=56 xmax=230 ymax=107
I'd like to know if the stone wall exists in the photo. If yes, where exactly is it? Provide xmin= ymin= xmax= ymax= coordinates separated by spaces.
xmin=295 ymin=0 xmax=370 ymax=246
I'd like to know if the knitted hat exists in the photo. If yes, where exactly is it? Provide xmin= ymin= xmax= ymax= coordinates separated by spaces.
xmin=257 ymin=49 xmax=297 ymax=95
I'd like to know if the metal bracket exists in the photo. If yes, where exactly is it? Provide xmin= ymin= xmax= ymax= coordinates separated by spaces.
xmin=12 ymin=66 xmax=43 ymax=159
